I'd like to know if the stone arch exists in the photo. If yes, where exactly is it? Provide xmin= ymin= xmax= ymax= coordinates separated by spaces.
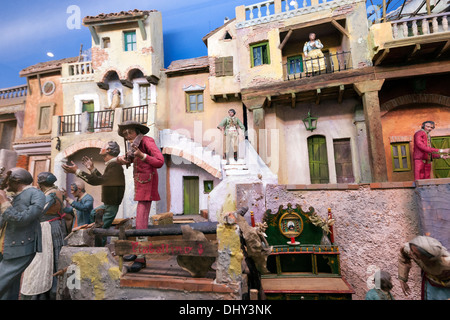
xmin=62 ymin=139 xmax=107 ymax=159
xmin=162 ymin=147 xmax=222 ymax=179
xmin=381 ymin=93 xmax=450 ymax=116
xmin=125 ymin=66 xmax=146 ymax=81
xmin=101 ymin=69 xmax=121 ymax=83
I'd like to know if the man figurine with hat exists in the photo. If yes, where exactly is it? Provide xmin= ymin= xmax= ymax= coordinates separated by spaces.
xmin=117 ymin=120 xmax=164 ymax=272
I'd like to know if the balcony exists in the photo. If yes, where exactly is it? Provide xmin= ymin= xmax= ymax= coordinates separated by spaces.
xmin=58 ymin=105 xmax=148 ymax=135
xmin=371 ymin=12 xmax=450 ymax=66
xmin=284 ymin=51 xmax=352 ymax=80
xmin=235 ymin=0 xmax=364 ymax=29
xmin=391 ymin=12 xmax=450 ymax=39
xmin=61 ymin=61 xmax=95 ymax=83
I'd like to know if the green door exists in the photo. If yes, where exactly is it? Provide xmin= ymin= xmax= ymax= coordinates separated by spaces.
xmin=183 ymin=176 xmax=199 ymax=215
xmin=432 ymin=136 xmax=450 ymax=178
xmin=308 ymin=135 xmax=329 ymax=184
xmin=82 ymin=100 xmax=95 ymax=132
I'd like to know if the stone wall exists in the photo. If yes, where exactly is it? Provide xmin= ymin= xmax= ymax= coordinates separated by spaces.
xmin=256 ymin=182 xmax=427 ymax=300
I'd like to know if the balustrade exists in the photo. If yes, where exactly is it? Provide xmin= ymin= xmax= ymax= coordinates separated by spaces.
xmin=0 ymin=85 xmax=28 ymax=100
xmin=391 ymin=12 xmax=449 ymax=39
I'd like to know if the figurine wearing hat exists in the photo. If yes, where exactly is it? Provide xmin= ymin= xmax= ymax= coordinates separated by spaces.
xmin=117 ymin=120 xmax=164 ymax=272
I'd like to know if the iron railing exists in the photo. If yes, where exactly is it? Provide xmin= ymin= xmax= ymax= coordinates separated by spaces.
xmin=122 ymin=105 xmax=148 ymax=124
xmin=87 ymin=110 xmax=114 ymax=132
xmin=284 ymin=51 xmax=352 ymax=80
xmin=59 ymin=114 xmax=81 ymax=134
xmin=59 ymin=106 xmax=148 ymax=135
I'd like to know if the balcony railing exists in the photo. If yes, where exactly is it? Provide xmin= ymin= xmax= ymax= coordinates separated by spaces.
xmin=391 ymin=12 xmax=450 ymax=40
xmin=61 ymin=61 xmax=95 ymax=83
xmin=0 ymin=85 xmax=28 ymax=100
xmin=87 ymin=110 xmax=115 ymax=132
xmin=59 ymin=110 xmax=114 ymax=135
xmin=59 ymin=105 xmax=148 ymax=135
xmin=122 ymin=105 xmax=148 ymax=124
xmin=236 ymin=0 xmax=364 ymax=28
xmin=59 ymin=114 xmax=81 ymax=134
xmin=284 ymin=51 xmax=352 ymax=80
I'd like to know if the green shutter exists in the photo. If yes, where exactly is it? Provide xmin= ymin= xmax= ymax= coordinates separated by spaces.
xmin=308 ymin=135 xmax=329 ymax=184
xmin=431 ymin=136 xmax=450 ymax=178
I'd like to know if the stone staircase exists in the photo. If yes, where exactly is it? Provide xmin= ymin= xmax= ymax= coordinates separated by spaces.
xmin=159 ymin=129 xmax=223 ymax=178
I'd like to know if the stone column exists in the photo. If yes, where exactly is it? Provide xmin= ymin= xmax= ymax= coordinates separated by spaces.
xmin=242 ymin=96 xmax=267 ymax=160
xmin=354 ymin=80 xmax=387 ymax=182
xmin=354 ymin=104 xmax=372 ymax=183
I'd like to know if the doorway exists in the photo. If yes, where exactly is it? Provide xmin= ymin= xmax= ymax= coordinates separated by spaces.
xmin=183 ymin=176 xmax=199 ymax=215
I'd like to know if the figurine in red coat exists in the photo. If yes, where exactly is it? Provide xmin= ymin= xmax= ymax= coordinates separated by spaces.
xmin=413 ymin=121 xmax=449 ymax=180
xmin=117 ymin=121 xmax=165 ymax=272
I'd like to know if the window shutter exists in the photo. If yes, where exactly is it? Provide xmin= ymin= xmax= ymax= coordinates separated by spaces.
xmin=215 ymin=58 xmax=224 ymax=77
xmin=224 ymin=56 xmax=233 ymax=76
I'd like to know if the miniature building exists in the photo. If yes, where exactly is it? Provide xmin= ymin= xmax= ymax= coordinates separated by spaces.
xmin=14 ymin=58 xmax=77 ymax=183
xmin=52 ymin=9 xmax=166 ymax=218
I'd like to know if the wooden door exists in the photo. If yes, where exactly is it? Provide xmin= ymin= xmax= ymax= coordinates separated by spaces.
xmin=29 ymin=155 xmax=51 ymax=187
xmin=183 ymin=176 xmax=199 ymax=215
xmin=431 ymin=136 xmax=450 ymax=178
xmin=333 ymin=138 xmax=355 ymax=183
xmin=308 ymin=135 xmax=329 ymax=184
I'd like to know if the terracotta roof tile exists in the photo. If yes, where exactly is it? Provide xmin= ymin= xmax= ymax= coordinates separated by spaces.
xmin=166 ymin=56 xmax=209 ymax=73
xmin=20 ymin=57 xmax=78 ymax=77
xmin=83 ymin=9 xmax=157 ymax=24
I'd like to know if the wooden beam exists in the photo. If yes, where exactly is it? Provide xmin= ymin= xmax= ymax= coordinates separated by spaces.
xmin=223 ymin=94 xmax=228 ymax=100
xmin=435 ymin=40 xmax=450 ymax=58
xmin=120 ymin=79 xmax=133 ymax=89
xmin=338 ymin=85 xmax=345 ymax=104
xmin=315 ymin=88 xmax=321 ymax=105
xmin=374 ymin=48 xmax=390 ymax=66
xmin=138 ymin=19 xmax=147 ymax=41
xmin=279 ymin=14 xmax=347 ymax=33
xmin=88 ymin=26 xmax=100 ymax=45
xmin=278 ymin=29 xmax=293 ymax=50
xmin=407 ymin=44 xmax=421 ymax=60
xmin=331 ymin=19 xmax=350 ymax=38
xmin=37 ymin=74 xmax=42 ymax=96
xmin=266 ymin=95 xmax=272 ymax=108
xmin=291 ymin=93 xmax=296 ymax=108
xmin=210 ymin=95 xmax=216 ymax=102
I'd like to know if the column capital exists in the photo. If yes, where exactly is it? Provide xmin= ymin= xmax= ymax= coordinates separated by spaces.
xmin=242 ymin=95 xmax=267 ymax=111
xmin=353 ymin=79 xmax=385 ymax=96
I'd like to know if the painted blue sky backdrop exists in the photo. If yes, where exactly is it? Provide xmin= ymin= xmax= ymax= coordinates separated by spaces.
xmin=0 ymin=0 xmax=401 ymax=88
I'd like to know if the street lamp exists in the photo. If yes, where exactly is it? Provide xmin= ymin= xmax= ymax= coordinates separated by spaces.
xmin=303 ymin=111 xmax=318 ymax=132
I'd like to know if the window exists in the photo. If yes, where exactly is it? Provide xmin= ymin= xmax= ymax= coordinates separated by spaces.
xmin=37 ymin=103 xmax=55 ymax=134
xmin=288 ymin=55 xmax=303 ymax=74
xmin=124 ymin=31 xmax=136 ymax=51
xmin=250 ymin=42 xmax=270 ymax=67
xmin=223 ymin=31 xmax=233 ymax=40
xmin=102 ymin=37 xmax=111 ymax=49
xmin=186 ymin=91 xmax=204 ymax=113
xmin=42 ymin=81 xmax=55 ymax=96
xmin=215 ymin=57 xmax=233 ymax=77
xmin=391 ymin=142 xmax=411 ymax=172
xmin=204 ymin=180 xmax=214 ymax=194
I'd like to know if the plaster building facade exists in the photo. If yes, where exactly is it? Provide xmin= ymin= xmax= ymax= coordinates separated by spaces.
xmin=51 ymin=9 xmax=165 ymax=219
